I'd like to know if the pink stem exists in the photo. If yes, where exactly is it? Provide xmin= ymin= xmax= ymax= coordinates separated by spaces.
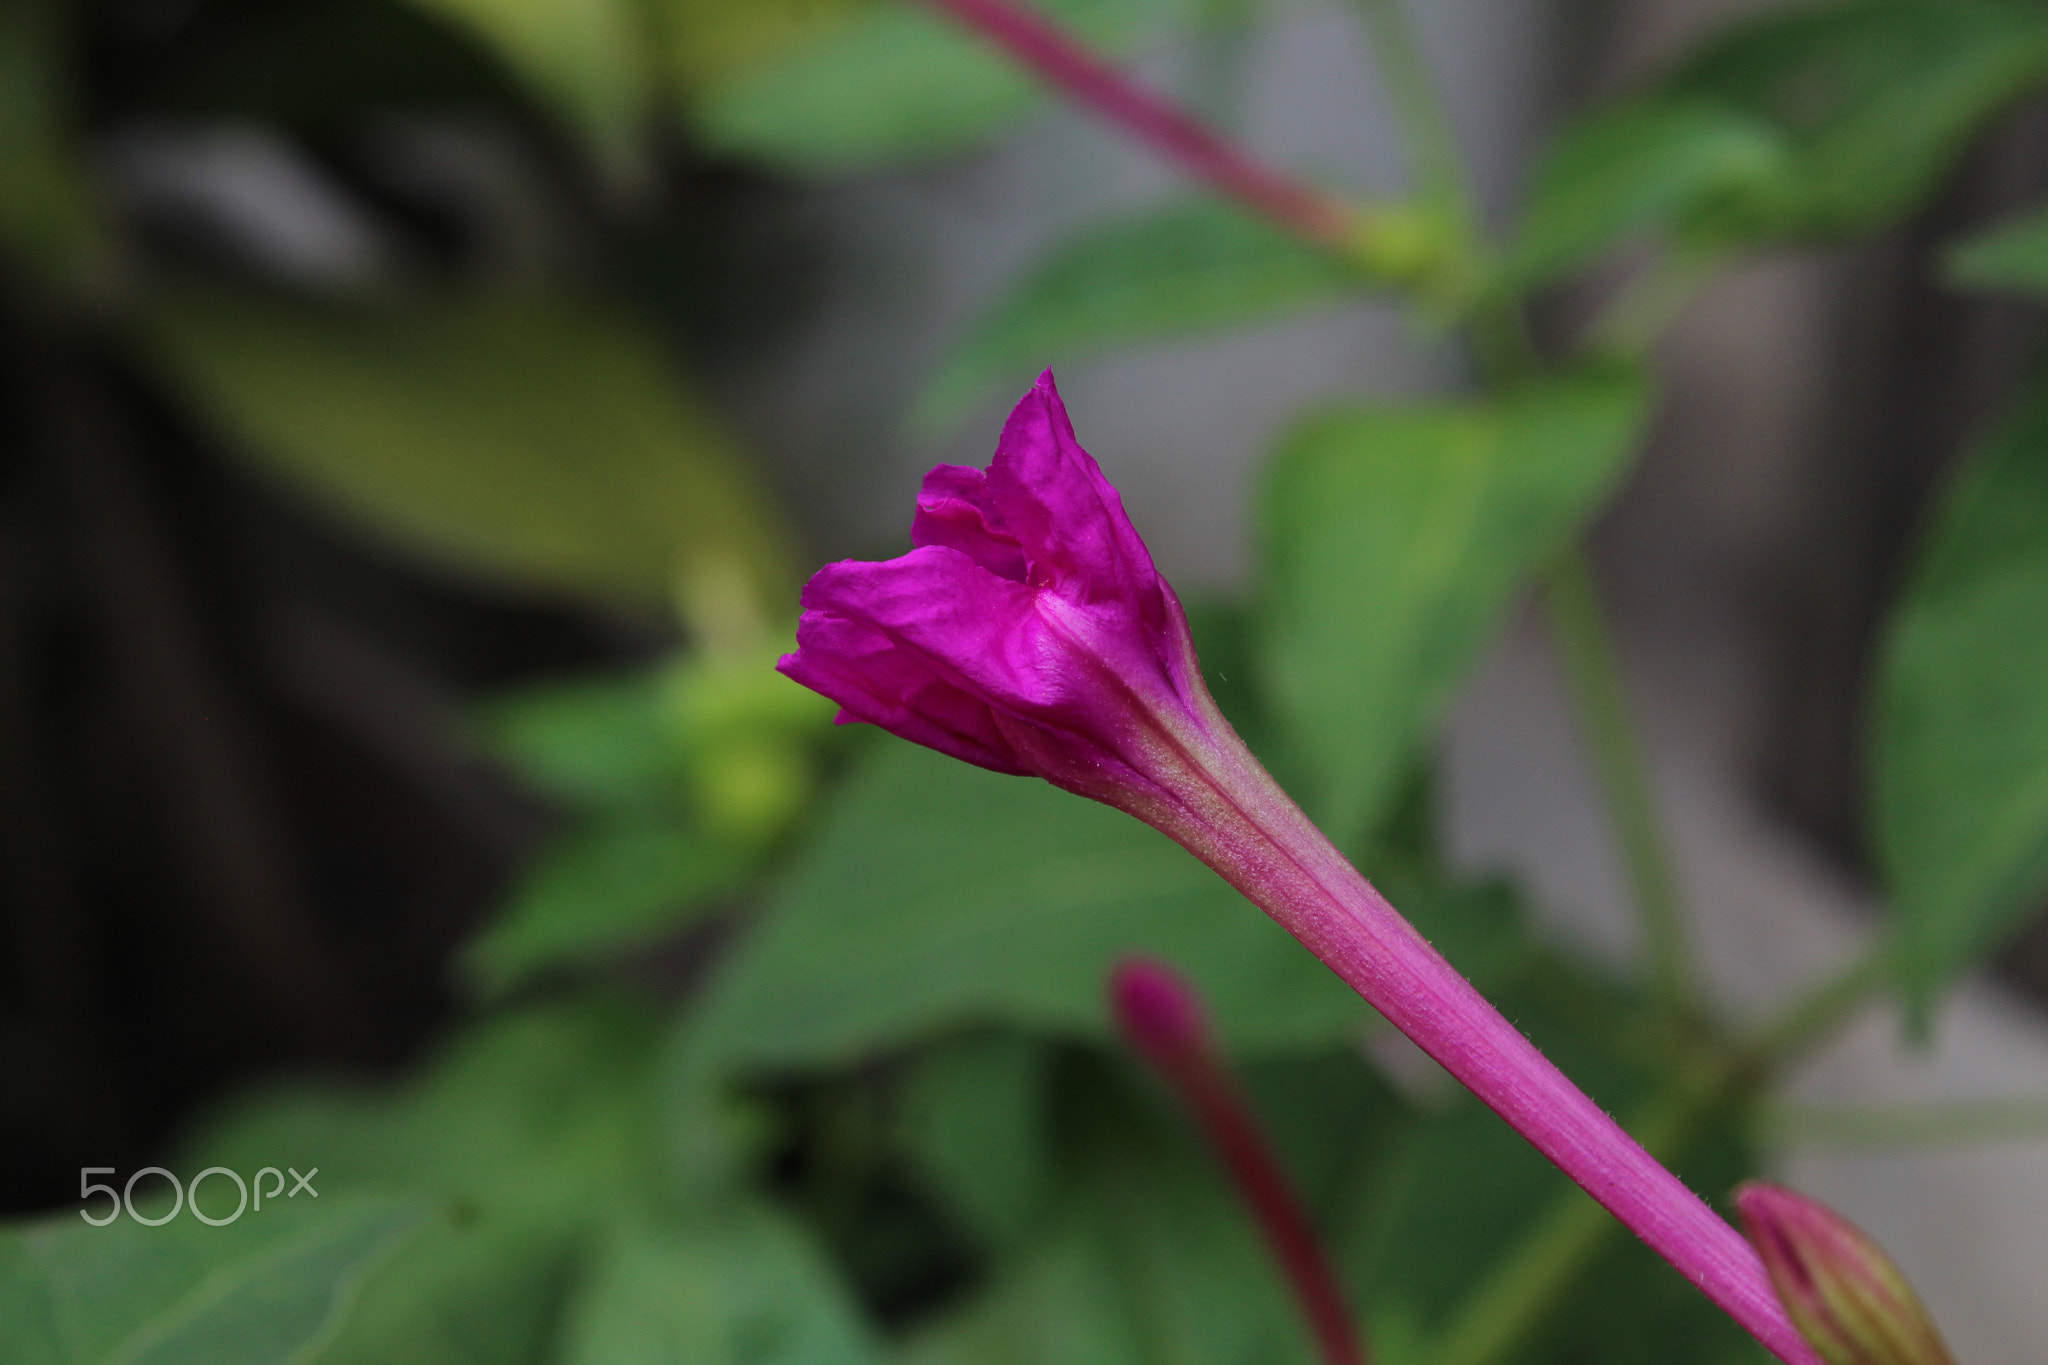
xmin=1113 ymin=959 xmax=1368 ymax=1365
xmin=922 ymin=0 xmax=1358 ymax=247
xmin=1120 ymin=691 xmax=1827 ymax=1365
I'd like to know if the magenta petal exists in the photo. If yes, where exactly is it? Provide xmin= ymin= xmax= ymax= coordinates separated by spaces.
xmin=986 ymin=373 xmax=1162 ymax=614
xmin=778 ymin=555 xmax=1037 ymax=775
xmin=912 ymin=464 xmax=1028 ymax=582
xmin=777 ymin=612 xmax=1026 ymax=774
xmin=798 ymin=546 xmax=1085 ymax=717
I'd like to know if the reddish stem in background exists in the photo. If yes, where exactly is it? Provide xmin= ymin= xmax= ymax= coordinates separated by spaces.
xmin=1112 ymin=958 xmax=1369 ymax=1365
xmin=923 ymin=0 xmax=1359 ymax=248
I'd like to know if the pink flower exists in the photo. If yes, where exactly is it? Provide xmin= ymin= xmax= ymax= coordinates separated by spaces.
xmin=779 ymin=375 xmax=1822 ymax=1365
xmin=1736 ymin=1183 xmax=1955 ymax=1365
xmin=780 ymin=371 xmax=1214 ymax=817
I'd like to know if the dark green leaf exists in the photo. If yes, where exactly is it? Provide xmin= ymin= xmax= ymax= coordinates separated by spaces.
xmin=903 ymin=1053 xmax=1322 ymax=1365
xmin=1669 ymin=0 xmax=2048 ymax=241
xmin=476 ymin=670 xmax=680 ymax=812
xmin=1875 ymin=381 xmax=2048 ymax=1011
xmin=1516 ymin=2 xmax=2048 ymax=264
xmin=1505 ymin=99 xmax=1785 ymax=288
xmin=690 ymin=0 xmax=1184 ymax=174
xmin=462 ymin=819 xmax=745 ymax=997
xmin=683 ymin=740 xmax=1369 ymax=1078
xmin=141 ymin=284 xmax=791 ymax=605
xmin=1257 ymin=368 xmax=1650 ymax=846
xmin=559 ymin=1209 xmax=879 ymax=1365
xmin=1946 ymin=202 xmax=2048 ymax=296
xmin=0 ymin=1197 xmax=419 ymax=1365
xmin=896 ymin=1033 xmax=1057 ymax=1251
xmin=183 ymin=995 xmax=666 ymax=1365
xmin=1343 ymin=1094 xmax=1560 ymax=1329
xmin=918 ymin=199 xmax=1368 ymax=432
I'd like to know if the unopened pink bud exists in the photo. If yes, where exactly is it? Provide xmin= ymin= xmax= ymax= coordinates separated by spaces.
xmin=1735 ymin=1183 xmax=1955 ymax=1365
xmin=1110 ymin=956 xmax=1210 ymax=1065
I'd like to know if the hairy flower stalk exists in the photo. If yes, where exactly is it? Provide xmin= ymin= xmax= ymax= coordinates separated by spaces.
xmin=1735 ymin=1183 xmax=1956 ymax=1365
xmin=922 ymin=0 xmax=1358 ymax=249
xmin=779 ymin=374 xmax=1820 ymax=1365
xmin=1112 ymin=957 xmax=1368 ymax=1365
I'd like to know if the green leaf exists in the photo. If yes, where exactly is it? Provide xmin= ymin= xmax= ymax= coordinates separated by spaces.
xmin=0 ymin=1197 xmax=419 ymax=1365
xmin=896 ymin=1033 xmax=1057 ymax=1251
xmin=140 ymin=284 xmax=791 ymax=606
xmin=560 ymin=1209 xmax=879 ymax=1365
xmin=1946 ymin=201 xmax=2048 ymax=296
xmin=398 ymin=0 xmax=650 ymax=171
xmin=683 ymin=740 xmax=1370 ymax=1078
xmin=183 ymin=995 xmax=666 ymax=1365
xmin=1875 ymin=380 xmax=2048 ymax=1012
xmin=462 ymin=818 xmax=746 ymax=997
xmin=918 ymin=199 xmax=1369 ymax=432
xmin=904 ymin=1052 xmax=1325 ymax=1365
xmin=1505 ymin=99 xmax=1785 ymax=289
xmin=476 ymin=670 xmax=681 ymax=812
xmin=1257 ymin=368 xmax=1650 ymax=846
xmin=660 ymin=0 xmax=872 ymax=91
xmin=1518 ymin=2 xmax=2048 ymax=264
xmin=1667 ymin=0 xmax=2048 ymax=241
xmin=690 ymin=0 xmax=1184 ymax=174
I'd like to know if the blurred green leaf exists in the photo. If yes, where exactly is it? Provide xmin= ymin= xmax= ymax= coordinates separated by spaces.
xmin=1947 ymin=201 xmax=2048 ymax=296
xmin=690 ymin=0 xmax=1184 ymax=174
xmin=1519 ymin=1 xmax=2048 ymax=264
xmin=682 ymin=740 xmax=1370 ymax=1078
xmin=662 ymin=0 xmax=873 ymax=90
xmin=0 ymin=0 xmax=105 ymax=287
xmin=478 ymin=670 xmax=681 ymax=812
xmin=184 ymin=995 xmax=665 ymax=1365
xmin=0 ymin=1197 xmax=419 ymax=1365
xmin=141 ymin=284 xmax=791 ymax=606
xmin=400 ymin=0 xmax=650 ymax=170
xmin=918 ymin=199 xmax=1368 ymax=432
xmin=559 ymin=1208 xmax=879 ymax=1365
xmin=1505 ymin=99 xmax=1785 ymax=289
xmin=903 ymin=1054 xmax=1321 ymax=1365
xmin=1343 ymin=1094 xmax=1559 ymax=1331
xmin=1875 ymin=380 xmax=2048 ymax=1014
xmin=1669 ymin=0 xmax=2048 ymax=241
xmin=463 ymin=819 xmax=746 ymax=997
xmin=897 ymin=1033 xmax=1056 ymax=1251
xmin=1257 ymin=368 xmax=1650 ymax=847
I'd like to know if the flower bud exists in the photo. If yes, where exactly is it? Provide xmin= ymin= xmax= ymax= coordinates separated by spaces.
xmin=1735 ymin=1183 xmax=1955 ymax=1365
xmin=1109 ymin=957 xmax=1210 ymax=1069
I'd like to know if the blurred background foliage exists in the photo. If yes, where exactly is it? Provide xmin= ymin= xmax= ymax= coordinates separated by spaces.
xmin=5 ymin=0 xmax=2048 ymax=1362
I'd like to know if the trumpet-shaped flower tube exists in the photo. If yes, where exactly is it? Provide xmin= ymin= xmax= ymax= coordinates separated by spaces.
xmin=1735 ymin=1183 xmax=1955 ymax=1365
xmin=779 ymin=373 xmax=1821 ymax=1365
